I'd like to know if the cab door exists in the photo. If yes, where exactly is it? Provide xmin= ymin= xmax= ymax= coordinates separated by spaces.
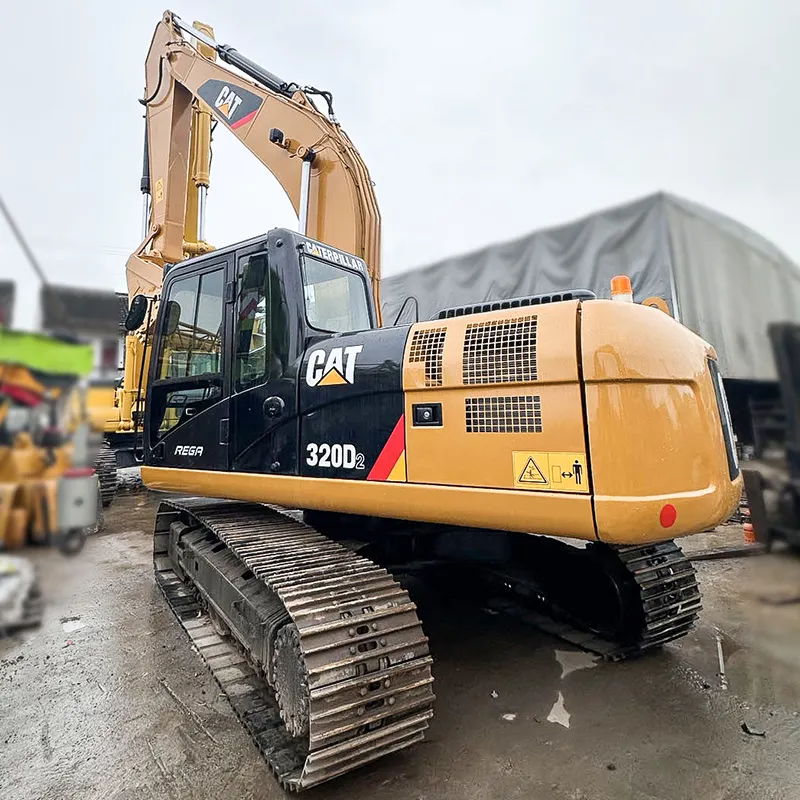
xmin=228 ymin=242 xmax=299 ymax=475
xmin=145 ymin=257 xmax=232 ymax=471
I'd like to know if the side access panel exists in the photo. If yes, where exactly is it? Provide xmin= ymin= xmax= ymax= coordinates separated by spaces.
xmin=402 ymin=301 xmax=595 ymax=537
xmin=298 ymin=325 xmax=410 ymax=482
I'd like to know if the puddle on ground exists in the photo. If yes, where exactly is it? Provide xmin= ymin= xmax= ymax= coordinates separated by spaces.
xmin=547 ymin=691 xmax=570 ymax=728
xmin=686 ymin=622 xmax=800 ymax=711
xmin=554 ymin=649 xmax=598 ymax=679
xmin=61 ymin=620 xmax=85 ymax=634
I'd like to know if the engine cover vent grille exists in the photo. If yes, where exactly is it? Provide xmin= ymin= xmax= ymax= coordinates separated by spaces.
xmin=465 ymin=395 xmax=543 ymax=433
xmin=437 ymin=290 xmax=595 ymax=320
xmin=409 ymin=327 xmax=447 ymax=386
xmin=463 ymin=316 xmax=537 ymax=385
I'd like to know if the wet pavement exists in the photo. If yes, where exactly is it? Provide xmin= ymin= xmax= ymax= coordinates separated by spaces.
xmin=2 ymin=489 xmax=800 ymax=800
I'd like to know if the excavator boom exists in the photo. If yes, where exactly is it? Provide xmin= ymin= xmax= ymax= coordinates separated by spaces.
xmin=128 ymin=11 xmax=381 ymax=315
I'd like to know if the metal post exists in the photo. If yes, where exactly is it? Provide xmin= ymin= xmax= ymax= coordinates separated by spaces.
xmin=0 ymin=194 xmax=49 ymax=285
xmin=197 ymin=186 xmax=208 ymax=242
xmin=298 ymin=158 xmax=312 ymax=235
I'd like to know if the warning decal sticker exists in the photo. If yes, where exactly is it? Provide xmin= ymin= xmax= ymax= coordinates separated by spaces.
xmin=517 ymin=456 xmax=548 ymax=484
xmin=512 ymin=451 xmax=589 ymax=493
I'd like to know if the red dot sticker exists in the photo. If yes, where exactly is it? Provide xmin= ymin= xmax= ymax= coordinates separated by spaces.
xmin=660 ymin=504 xmax=677 ymax=528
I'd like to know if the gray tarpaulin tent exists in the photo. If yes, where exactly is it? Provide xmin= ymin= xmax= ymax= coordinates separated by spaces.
xmin=381 ymin=192 xmax=800 ymax=381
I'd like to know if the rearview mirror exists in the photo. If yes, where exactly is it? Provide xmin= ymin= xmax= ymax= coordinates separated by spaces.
xmin=164 ymin=301 xmax=181 ymax=336
xmin=124 ymin=295 xmax=149 ymax=332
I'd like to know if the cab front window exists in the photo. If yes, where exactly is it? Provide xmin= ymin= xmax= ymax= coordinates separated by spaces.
xmin=301 ymin=256 xmax=372 ymax=333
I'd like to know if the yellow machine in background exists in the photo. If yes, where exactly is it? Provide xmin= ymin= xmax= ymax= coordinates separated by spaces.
xmin=87 ymin=384 xmax=117 ymax=434
xmin=0 ymin=330 xmax=100 ymax=555
xmin=86 ymin=383 xmax=120 ymax=506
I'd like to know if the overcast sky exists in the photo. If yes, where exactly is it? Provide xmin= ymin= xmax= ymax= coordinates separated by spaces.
xmin=1 ymin=0 xmax=799 ymax=329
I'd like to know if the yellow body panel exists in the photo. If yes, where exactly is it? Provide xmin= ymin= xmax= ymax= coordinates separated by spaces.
xmin=144 ymin=299 xmax=741 ymax=546
xmin=404 ymin=303 xmax=587 ymax=495
xmin=142 ymin=467 xmax=597 ymax=539
xmin=581 ymin=300 xmax=741 ymax=542
xmin=87 ymin=384 xmax=119 ymax=434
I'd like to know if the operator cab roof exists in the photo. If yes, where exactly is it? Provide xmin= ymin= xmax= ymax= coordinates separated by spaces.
xmin=164 ymin=229 xmax=370 ymax=281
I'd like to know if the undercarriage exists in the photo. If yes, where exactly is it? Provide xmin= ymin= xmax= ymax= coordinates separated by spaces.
xmin=155 ymin=498 xmax=701 ymax=790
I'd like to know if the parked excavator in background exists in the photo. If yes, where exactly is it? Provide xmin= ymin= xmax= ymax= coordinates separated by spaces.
xmin=124 ymin=11 xmax=741 ymax=789
xmin=86 ymin=384 xmax=121 ymax=506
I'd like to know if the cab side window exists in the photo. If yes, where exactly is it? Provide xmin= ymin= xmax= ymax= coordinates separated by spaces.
xmin=235 ymin=255 xmax=269 ymax=391
xmin=151 ymin=269 xmax=225 ymax=439
xmin=156 ymin=271 xmax=224 ymax=380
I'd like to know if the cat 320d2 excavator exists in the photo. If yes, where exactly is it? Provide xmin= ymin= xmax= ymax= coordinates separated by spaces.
xmin=125 ymin=12 xmax=742 ymax=790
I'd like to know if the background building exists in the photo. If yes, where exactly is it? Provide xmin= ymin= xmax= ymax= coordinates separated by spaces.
xmin=0 ymin=280 xmax=15 ymax=327
xmin=39 ymin=285 xmax=127 ymax=383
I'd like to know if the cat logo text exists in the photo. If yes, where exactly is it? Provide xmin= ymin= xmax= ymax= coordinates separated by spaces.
xmin=306 ymin=346 xmax=363 ymax=387
xmin=215 ymin=86 xmax=243 ymax=120
xmin=197 ymin=79 xmax=263 ymax=131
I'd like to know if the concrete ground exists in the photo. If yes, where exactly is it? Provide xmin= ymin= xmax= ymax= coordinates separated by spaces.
xmin=2 ymin=488 xmax=800 ymax=800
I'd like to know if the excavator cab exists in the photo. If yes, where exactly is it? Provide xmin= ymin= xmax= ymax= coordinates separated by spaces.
xmin=144 ymin=229 xmax=375 ymax=474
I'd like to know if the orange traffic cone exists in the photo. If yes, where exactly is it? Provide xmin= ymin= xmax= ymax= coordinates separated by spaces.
xmin=742 ymin=507 xmax=756 ymax=544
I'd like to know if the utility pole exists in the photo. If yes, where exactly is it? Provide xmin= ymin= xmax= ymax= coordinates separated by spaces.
xmin=0 ymin=194 xmax=49 ymax=286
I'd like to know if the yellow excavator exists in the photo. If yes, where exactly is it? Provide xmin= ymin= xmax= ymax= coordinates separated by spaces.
xmin=125 ymin=12 xmax=741 ymax=790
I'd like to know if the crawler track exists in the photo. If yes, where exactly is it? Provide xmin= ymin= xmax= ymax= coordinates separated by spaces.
xmin=488 ymin=539 xmax=702 ymax=660
xmin=154 ymin=499 xmax=434 ymax=791
xmin=95 ymin=445 xmax=118 ymax=508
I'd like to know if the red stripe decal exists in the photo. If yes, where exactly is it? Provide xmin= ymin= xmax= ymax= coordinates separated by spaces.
xmin=230 ymin=109 xmax=258 ymax=130
xmin=0 ymin=383 xmax=42 ymax=406
xmin=65 ymin=467 xmax=96 ymax=478
xmin=367 ymin=416 xmax=405 ymax=481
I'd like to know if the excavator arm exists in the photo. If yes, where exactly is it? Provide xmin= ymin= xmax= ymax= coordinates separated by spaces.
xmin=128 ymin=11 xmax=381 ymax=315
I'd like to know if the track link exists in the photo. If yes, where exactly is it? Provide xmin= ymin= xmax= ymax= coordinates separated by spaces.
xmin=489 ymin=539 xmax=702 ymax=660
xmin=617 ymin=540 xmax=702 ymax=651
xmin=94 ymin=445 xmax=118 ymax=508
xmin=154 ymin=498 xmax=434 ymax=791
